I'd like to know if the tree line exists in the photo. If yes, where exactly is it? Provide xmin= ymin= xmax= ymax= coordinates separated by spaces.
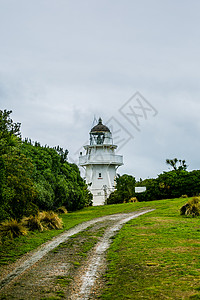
xmin=107 ymin=162 xmax=200 ymax=204
xmin=1 ymin=109 xmax=200 ymax=219
xmin=0 ymin=110 xmax=92 ymax=221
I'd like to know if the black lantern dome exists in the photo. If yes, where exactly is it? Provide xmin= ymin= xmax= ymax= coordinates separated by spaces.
xmin=90 ymin=118 xmax=110 ymax=133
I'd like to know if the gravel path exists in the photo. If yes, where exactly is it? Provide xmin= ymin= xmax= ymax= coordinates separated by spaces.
xmin=0 ymin=209 xmax=154 ymax=299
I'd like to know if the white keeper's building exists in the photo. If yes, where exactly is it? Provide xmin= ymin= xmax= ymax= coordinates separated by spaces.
xmin=79 ymin=118 xmax=123 ymax=206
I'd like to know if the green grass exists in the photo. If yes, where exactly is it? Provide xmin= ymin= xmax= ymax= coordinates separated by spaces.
xmin=100 ymin=198 xmax=200 ymax=299
xmin=0 ymin=202 xmax=152 ymax=266
xmin=1 ymin=197 xmax=200 ymax=298
xmin=55 ymin=276 xmax=72 ymax=287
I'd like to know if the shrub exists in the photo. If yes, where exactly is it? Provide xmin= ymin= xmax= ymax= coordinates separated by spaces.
xmin=56 ymin=206 xmax=68 ymax=214
xmin=21 ymin=214 xmax=44 ymax=232
xmin=180 ymin=203 xmax=189 ymax=215
xmin=189 ymin=197 xmax=200 ymax=204
xmin=129 ymin=197 xmax=138 ymax=203
xmin=107 ymin=174 xmax=136 ymax=204
xmin=0 ymin=219 xmax=28 ymax=240
xmin=39 ymin=211 xmax=63 ymax=230
xmin=180 ymin=197 xmax=200 ymax=217
xmin=180 ymin=195 xmax=188 ymax=198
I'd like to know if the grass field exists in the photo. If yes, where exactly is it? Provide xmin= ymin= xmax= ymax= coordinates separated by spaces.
xmin=1 ymin=197 xmax=200 ymax=299
xmin=100 ymin=198 xmax=200 ymax=299
xmin=0 ymin=203 xmax=149 ymax=266
xmin=0 ymin=201 xmax=152 ymax=266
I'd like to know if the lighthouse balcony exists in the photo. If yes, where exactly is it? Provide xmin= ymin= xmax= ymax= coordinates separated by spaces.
xmin=79 ymin=154 xmax=123 ymax=166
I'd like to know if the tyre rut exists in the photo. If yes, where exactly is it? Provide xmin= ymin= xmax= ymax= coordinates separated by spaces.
xmin=0 ymin=209 xmax=154 ymax=299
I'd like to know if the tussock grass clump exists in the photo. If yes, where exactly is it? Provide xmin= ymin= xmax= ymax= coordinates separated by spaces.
xmin=56 ymin=206 xmax=68 ymax=214
xmin=22 ymin=211 xmax=63 ymax=231
xmin=180 ymin=197 xmax=200 ymax=217
xmin=0 ymin=219 xmax=28 ymax=240
xmin=22 ymin=215 xmax=44 ymax=232
xmin=129 ymin=197 xmax=138 ymax=203
xmin=39 ymin=211 xmax=63 ymax=230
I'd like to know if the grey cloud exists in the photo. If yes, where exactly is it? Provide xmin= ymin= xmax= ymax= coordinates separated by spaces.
xmin=0 ymin=0 xmax=200 ymax=179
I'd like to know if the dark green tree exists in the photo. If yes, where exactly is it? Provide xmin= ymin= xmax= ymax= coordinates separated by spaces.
xmin=0 ymin=110 xmax=38 ymax=220
xmin=107 ymin=174 xmax=136 ymax=204
xmin=0 ymin=110 xmax=92 ymax=221
xmin=166 ymin=158 xmax=187 ymax=171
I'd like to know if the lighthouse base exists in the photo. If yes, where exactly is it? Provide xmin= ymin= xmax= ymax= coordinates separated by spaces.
xmin=90 ymin=187 xmax=114 ymax=206
xmin=91 ymin=190 xmax=106 ymax=206
xmin=92 ymin=196 xmax=105 ymax=206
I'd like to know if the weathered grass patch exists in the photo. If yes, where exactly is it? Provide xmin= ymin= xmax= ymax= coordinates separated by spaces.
xmin=101 ymin=198 xmax=200 ymax=299
xmin=55 ymin=275 xmax=72 ymax=286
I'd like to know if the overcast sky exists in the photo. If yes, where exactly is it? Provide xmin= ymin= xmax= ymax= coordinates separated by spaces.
xmin=1 ymin=0 xmax=200 ymax=180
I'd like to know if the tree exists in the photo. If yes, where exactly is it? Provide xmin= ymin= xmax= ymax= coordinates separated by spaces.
xmin=0 ymin=110 xmax=22 ymax=156
xmin=166 ymin=158 xmax=187 ymax=171
xmin=0 ymin=110 xmax=21 ymax=138
xmin=21 ymin=141 xmax=92 ymax=212
xmin=0 ymin=110 xmax=92 ymax=221
xmin=107 ymin=174 xmax=136 ymax=204
xmin=1 ymin=151 xmax=38 ymax=220
xmin=135 ymin=177 xmax=160 ymax=202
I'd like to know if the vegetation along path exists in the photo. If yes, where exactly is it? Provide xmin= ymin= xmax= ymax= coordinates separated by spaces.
xmin=0 ymin=209 xmax=153 ymax=299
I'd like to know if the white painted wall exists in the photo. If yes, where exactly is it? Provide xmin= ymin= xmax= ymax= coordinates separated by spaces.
xmin=79 ymin=123 xmax=123 ymax=206
xmin=84 ymin=153 xmax=117 ymax=205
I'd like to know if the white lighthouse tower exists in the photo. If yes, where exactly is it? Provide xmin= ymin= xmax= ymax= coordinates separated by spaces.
xmin=79 ymin=118 xmax=123 ymax=206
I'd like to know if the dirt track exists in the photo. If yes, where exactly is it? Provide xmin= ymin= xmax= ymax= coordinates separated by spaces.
xmin=0 ymin=209 xmax=153 ymax=300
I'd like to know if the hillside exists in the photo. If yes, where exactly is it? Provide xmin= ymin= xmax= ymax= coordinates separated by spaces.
xmin=0 ymin=110 xmax=92 ymax=221
xmin=1 ymin=198 xmax=200 ymax=299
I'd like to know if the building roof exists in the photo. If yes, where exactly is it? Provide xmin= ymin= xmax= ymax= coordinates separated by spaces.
xmin=90 ymin=118 xmax=110 ymax=133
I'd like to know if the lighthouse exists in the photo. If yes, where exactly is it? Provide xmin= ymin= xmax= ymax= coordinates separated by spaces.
xmin=79 ymin=118 xmax=123 ymax=206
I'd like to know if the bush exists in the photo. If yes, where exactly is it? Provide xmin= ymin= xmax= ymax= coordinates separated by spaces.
xmin=180 ymin=197 xmax=200 ymax=217
xmin=128 ymin=197 xmax=138 ymax=203
xmin=137 ymin=170 xmax=200 ymax=202
xmin=180 ymin=203 xmax=189 ymax=215
xmin=56 ymin=206 xmax=68 ymax=214
xmin=107 ymin=174 xmax=136 ymax=204
xmin=34 ymin=180 xmax=54 ymax=210
xmin=0 ymin=219 xmax=28 ymax=240
xmin=21 ymin=214 xmax=44 ymax=232
xmin=39 ymin=211 xmax=63 ymax=230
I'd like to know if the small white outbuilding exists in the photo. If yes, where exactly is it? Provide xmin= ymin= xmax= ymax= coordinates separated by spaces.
xmin=79 ymin=118 xmax=123 ymax=206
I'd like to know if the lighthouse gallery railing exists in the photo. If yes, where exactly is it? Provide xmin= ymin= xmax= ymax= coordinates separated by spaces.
xmin=79 ymin=154 xmax=123 ymax=165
